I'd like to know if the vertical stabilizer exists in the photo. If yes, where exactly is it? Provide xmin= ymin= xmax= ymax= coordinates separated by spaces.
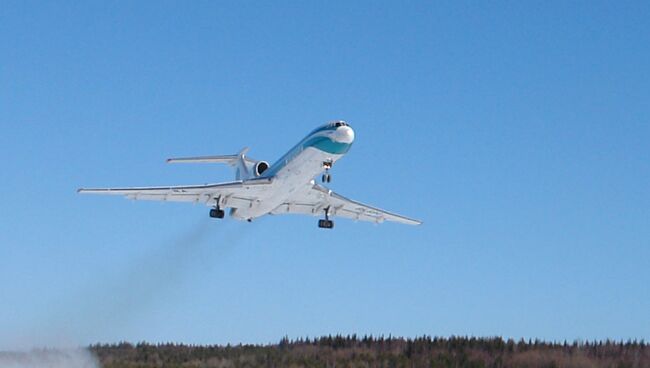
xmin=234 ymin=147 xmax=251 ymax=180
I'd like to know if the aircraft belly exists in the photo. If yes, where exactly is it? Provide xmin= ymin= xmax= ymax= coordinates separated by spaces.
xmin=233 ymin=148 xmax=343 ymax=220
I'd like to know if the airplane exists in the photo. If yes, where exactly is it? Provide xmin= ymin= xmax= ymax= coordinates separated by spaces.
xmin=78 ymin=121 xmax=421 ymax=229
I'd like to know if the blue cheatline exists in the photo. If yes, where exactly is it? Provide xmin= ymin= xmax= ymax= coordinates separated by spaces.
xmin=303 ymin=135 xmax=352 ymax=155
xmin=263 ymin=133 xmax=352 ymax=177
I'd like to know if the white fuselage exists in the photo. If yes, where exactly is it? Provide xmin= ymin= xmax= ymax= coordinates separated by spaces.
xmin=228 ymin=123 xmax=354 ymax=220
xmin=229 ymin=148 xmax=344 ymax=220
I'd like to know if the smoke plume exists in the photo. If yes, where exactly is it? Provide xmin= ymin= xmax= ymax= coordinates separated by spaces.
xmin=0 ymin=348 xmax=99 ymax=368
xmin=1 ymin=216 xmax=250 ymax=367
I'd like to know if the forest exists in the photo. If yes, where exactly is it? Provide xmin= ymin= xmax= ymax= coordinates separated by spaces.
xmin=90 ymin=335 xmax=648 ymax=368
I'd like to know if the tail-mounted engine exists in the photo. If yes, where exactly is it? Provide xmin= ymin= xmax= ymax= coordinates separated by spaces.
xmin=254 ymin=161 xmax=269 ymax=176
xmin=239 ymin=158 xmax=269 ymax=180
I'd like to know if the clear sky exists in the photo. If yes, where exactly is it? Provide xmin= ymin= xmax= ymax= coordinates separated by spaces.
xmin=1 ymin=1 xmax=649 ymax=348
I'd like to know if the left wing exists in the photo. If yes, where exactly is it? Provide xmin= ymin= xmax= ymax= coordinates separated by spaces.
xmin=271 ymin=183 xmax=422 ymax=225
xmin=78 ymin=178 xmax=272 ymax=208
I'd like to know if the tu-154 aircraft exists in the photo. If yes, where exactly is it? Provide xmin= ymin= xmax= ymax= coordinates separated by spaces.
xmin=78 ymin=121 xmax=421 ymax=228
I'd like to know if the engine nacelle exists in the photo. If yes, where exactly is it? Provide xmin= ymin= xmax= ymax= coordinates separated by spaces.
xmin=254 ymin=161 xmax=269 ymax=176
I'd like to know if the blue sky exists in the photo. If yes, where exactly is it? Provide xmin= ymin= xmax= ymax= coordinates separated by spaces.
xmin=1 ymin=1 xmax=649 ymax=347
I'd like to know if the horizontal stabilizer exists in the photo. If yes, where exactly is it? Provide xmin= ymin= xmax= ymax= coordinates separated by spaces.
xmin=166 ymin=147 xmax=253 ymax=166
xmin=167 ymin=155 xmax=239 ymax=165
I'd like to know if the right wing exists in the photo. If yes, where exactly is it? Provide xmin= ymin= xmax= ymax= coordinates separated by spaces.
xmin=78 ymin=178 xmax=272 ymax=208
xmin=272 ymin=183 xmax=422 ymax=225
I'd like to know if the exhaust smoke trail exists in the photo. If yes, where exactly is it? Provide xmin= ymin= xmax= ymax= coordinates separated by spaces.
xmin=73 ymin=217 xmax=221 ymax=335
xmin=58 ymin=216 xmax=251 ymax=341
xmin=0 ymin=348 xmax=99 ymax=368
xmin=2 ymin=217 xmax=251 ymax=366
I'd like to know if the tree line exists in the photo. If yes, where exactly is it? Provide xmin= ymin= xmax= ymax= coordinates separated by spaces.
xmin=89 ymin=335 xmax=648 ymax=368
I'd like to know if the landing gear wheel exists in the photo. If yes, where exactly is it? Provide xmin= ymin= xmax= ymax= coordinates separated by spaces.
xmin=209 ymin=208 xmax=225 ymax=219
xmin=210 ymin=197 xmax=225 ymax=219
xmin=322 ymin=173 xmax=331 ymax=183
xmin=318 ymin=219 xmax=334 ymax=229
xmin=318 ymin=206 xmax=334 ymax=229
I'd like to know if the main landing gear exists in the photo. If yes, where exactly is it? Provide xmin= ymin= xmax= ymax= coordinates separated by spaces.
xmin=321 ymin=161 xmax=332 ymax=183
xmin=209 ymin=207 xmax=225 ymax=218
xmin=318 ymin=206 xmax=334 ymax=229
xmin=209 ymin=199 xmax=225 ymax=219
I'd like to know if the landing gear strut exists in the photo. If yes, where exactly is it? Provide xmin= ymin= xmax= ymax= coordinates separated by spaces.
xmin=318 ymin=206 xmax=334 ymax=229
xmin=209 ymin=198 xmax=225 ymax=219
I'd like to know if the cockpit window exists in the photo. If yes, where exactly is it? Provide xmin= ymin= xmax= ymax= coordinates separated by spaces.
xmin=334 ymin=121 xmax=348 ymax=127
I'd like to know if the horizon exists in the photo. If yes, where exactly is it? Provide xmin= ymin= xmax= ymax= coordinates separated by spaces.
xmin=1 ymin=0 xmax=649 ymax=350
xmin=4 ymin=336 xmax=647 ymax=368
xmin=3 ymin=335 xmax=648 ymax=352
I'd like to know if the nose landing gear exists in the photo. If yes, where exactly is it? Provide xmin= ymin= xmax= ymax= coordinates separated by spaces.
xmin=321 ymin=161 xmax=333 ymax=183
xmin=318 ymin=206 xmax=334 ymax=229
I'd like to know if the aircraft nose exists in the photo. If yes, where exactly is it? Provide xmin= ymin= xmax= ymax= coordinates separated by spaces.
xmin=334 ymin=126 xmax=355 ymax=144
